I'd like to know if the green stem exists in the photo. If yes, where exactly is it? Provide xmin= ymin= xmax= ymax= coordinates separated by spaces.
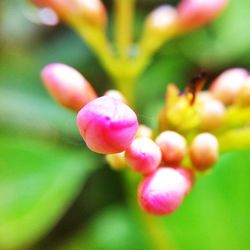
xmin=69 ymin=19 xmax=119 ymax=79
xmin=114 ymin=0 xmax=135 ymax=60
xmin=114 ymin=77 xmax=136 ymax=107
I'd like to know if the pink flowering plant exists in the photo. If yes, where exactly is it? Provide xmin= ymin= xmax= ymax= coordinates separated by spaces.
xmin=1 ymin=0 xmax=250 ymax=249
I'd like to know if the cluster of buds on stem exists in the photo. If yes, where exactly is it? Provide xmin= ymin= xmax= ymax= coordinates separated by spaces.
xmin=37 ymin=0 xmax=250 ymax=217
xmin=40 ymin=63 xmax=250 ymax=216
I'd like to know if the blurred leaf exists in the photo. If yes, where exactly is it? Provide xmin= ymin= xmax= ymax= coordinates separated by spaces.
xmin=0 ymin=88 xmax=78 ymax=138
xmin=58 ymin=205 xmax=151 ymax=250
xmin=164 ymin=150 xmax=250 ymax=250
xmin=0 ymin=134 xmax=99 ymax=250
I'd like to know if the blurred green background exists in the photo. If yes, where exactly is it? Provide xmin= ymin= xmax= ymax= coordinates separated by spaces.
xmin=0 ymin=0 xmax=250 ymax=249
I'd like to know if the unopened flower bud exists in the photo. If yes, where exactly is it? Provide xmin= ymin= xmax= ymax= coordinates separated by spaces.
xmin=105 ymin=152 xmax=126 ymax=170
xmin=77 ymin=96 xmax=138 ymax=154
xmin=104 ymin=89 xmax=127 ymax=104
xmin=41 ymin=63 xmax=97 ymax=111
xmin=136 ymin=125 xmax=153 ymax=139
xmin=210 ymin=68 xmax=249 ymax=105
xmin=125 ymin=138 xmax=161 ymax=175
xmin=141 ymin=5 xmax=178 ymax=52
xmin=138 ymin=167 xmax=192 ymax=215
xmin=145 ymin=5 xmax=178 ymax=37
xmin=189 ymin=133 xmax=218 ymax=171
xmin=177 ymin=0 xmax=228 ymax=32
xmin=236 ymin=77 xmax=250 ymax=106
xmin=199 ymin=99 xmax=225 ymax=131
xmin=156 ymin=131 xmax=187 ymax=165
xmin=32 ymin=0 xmax=107 ymax=29
xmin=197 ymin=91 xmax=215 ymax=104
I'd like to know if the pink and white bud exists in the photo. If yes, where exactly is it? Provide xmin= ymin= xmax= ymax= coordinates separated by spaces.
xmin=210 ymin=68 xmax=249 ymax=105
xmin=125 ymin=138 xmax=162 ymax=175
xmin=177 ymin=0 xmax=228 ymax=32
xmin=189 ymin=133 xmax=218 ymax=171
xmin=41 ymin=63 xmax=97 ymax=111
xmin=199 ymin=99 xmax=225 ymax=131
xmin=32 ymin=0 xmax=107 ymax=29
xmin=138 ymin=167 xmax=193 ymax=216
xmin=156 ymin=131 xmax=187 ymax=165
xmin=104 ymin=89 xmax=127 ymax=104
xmin=145 ymin=5 xmax=178 ymax=35
xmin=197 ymin=91 xmax=215 ymax=104
xmin=136 ymin=124 xmax=153 ymax=139
xmin=77 ymin=96 xmax=138 ymax=154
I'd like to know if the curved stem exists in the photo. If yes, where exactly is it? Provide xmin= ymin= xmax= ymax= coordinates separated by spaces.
xmin=68 ymin=18 xmax=119 ymax=79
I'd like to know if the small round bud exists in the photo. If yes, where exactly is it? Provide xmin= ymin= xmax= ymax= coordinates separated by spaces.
xmin=145 ymin=5 xmax=178 ymax=35
xmin=197 ymin=91 xmax=215 ymax=104
xmin=156 ymin=131 xmax=187 ymax=165
xmin=236 ymin=77 xmax=250 ymax=106
xmin=199 ymin=99 xmax=225 ymax=131
xmin=104 ymin=89 xmax=127 ymax=104
xmin=141 ymin=5 xmax=178 ymax=52
xmin=138 ymin=167 xmax=192 ymax=216
xmin=74 ymin=0 xmax=107 ymax=29
xmin=136 ymin=125 xmax=153 ymax=139
xmin=177 ymin=0 xmax=228 ymax=32
xmin=189 ymin=133 xmax=218 ymax=171
xmin=105 ymin=152 xmax=126 ymax=170
xmin=210 ymin=68 xmax=249 ymax=105
xmin=41 ymin=63 xmax=97 ymax=111
xmin=125 ymin=138 xmax=162 ymax=174
xmin=77 ymin=96 xmax=138 ymax=154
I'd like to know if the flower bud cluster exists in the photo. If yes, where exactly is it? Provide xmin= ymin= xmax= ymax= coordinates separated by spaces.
xmin=40 ymin=59 xmax=250 ymax=217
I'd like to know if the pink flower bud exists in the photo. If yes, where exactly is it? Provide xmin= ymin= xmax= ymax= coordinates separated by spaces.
xmin=199 ymin=99 xmax=225 ymax=131
xmin=136 ymin=124 xmax=153 ymax=139
xmin=189 ymin=133 xmax=218 ymax=171
xmin=32 ymin=0 xmax=107 ymax=29
xmin=210 ymin=68 xmax=249 ymax=105
xmin=125 ymin=138 xmax=162 ymax=175
xmin=77 ymin=96 xmax=138 ymax=154
xmin=104 ymin=89 xmax=127 ymax=104
xmin=177 ymin=0 xmax=228 ymax=32
xmin=155 ymin=131 xmax=187 ymax=165
xmin=41 ymin=63 xmax=97 ymax=111
xmin=138 ymin=167 xmax=193 ymax=216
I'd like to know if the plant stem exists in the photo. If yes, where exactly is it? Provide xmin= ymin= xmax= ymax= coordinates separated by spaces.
xmin=114 ymin=0 xmax=135 ymax=60
xmin=114 ymin=76 xmax=136 ymax=107
xmin=69 ymin=19 xmax=119 ymax=80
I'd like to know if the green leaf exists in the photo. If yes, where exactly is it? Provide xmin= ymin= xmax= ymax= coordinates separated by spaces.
xmin=164 ymin=150 xmax=250 ymax=250
xmin=0 ymin=134 xmax=98 ymax=250
xmin=0 ymin=88 xmax=78 ymax=138
xmin=58 ymin=205 xmax=151 ymax=250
